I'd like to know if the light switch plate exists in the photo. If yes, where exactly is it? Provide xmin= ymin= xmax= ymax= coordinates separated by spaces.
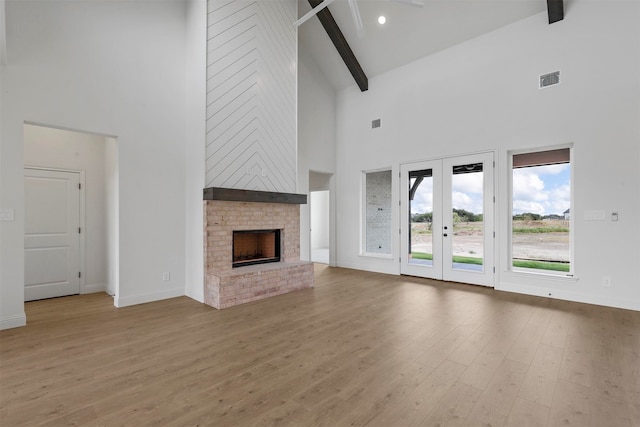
xmin=0 ymin=208 xmax=15 ymax=221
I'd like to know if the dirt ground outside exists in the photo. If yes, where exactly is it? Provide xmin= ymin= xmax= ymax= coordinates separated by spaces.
xmin=410 ymin=220 xmax=570 ymax=262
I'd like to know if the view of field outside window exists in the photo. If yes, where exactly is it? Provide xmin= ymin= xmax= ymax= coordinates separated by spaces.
xmin=512 ymin=149 xmax=571 ymax=273
xmin=409 ymin=170 xmax=434 ymax=265
xmin=409 ymin=165 xmax=486 ymax=270
xmin=450 ymin=164 xmax=484 ymax=271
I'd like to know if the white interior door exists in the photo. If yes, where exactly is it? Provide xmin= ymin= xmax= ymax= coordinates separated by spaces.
xmin=401 ymin=152 xmax=494 ymax=287
xmin=24 ymin=168 xmax=81 ymax=301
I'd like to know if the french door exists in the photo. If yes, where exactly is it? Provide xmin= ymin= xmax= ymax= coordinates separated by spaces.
xmin=400 ymin=152 xmax=494 ymax=286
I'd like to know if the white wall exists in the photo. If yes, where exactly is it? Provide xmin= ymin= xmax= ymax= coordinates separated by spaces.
xmin=23 ymin=124 xmax=109 ymax=294
xmin=184 ymin=0 xmax=207 ymax=303
xmin=298 ymin=45 xmax=337 ymax=264
xmin=1 ymin=0 xmax=188 ymax=328
xmin=0 ymin=0 xmax=6 ymax=65
xmin=309 ymin=171 xmax=332 ymax=192
xmin=104 ymin=137 xmax=118 ymax=296
xmin=335 ymin=2 xmax=640 ymax=310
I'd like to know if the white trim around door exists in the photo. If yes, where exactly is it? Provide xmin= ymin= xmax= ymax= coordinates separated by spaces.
xmin=24 ymin=167 xmax=86 ymax=300
xmin=400 ymin=152 xmax=495 ymax=287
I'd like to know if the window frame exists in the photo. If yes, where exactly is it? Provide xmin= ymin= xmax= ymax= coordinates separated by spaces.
xmin=360 ymin=168 xmax=394 ymax=259
xmin=508 ymin=144 xmax=574 ymax=277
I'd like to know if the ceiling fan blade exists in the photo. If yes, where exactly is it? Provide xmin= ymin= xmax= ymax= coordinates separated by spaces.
xmin=293 ymin=0 xmax=338 ymax=27
xmin=347 ymin=0 xmax=364 ymax=36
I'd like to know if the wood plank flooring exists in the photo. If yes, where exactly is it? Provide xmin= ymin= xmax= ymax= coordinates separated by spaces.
xmin=1 ymin=264 xmax=639 ymax=426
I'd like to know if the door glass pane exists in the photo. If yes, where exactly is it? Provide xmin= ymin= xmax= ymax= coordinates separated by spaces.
xmin=451 ymin=163 xmax=484 ymax=271
xmin=408 ymin=169 xmax=433 ymax=265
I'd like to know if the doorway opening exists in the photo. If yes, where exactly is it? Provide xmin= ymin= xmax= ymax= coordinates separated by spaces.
xmin=23 ymin=123 xmax=119 ymax=301
xmin=309 ymin=171 xmax=334 ymax=265
xmin=310 ymin=190 xmax=330 ymax=264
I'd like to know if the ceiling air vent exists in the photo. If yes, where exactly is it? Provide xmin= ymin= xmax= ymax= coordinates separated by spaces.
xmin=539 ymin=71 xmax=560 ymax=89
xmin=372 ymin=118 xmax=381 ymax=129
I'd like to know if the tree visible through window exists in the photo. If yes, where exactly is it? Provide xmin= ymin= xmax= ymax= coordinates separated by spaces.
xmin=512 ymin=148 xmax=571 ymax=273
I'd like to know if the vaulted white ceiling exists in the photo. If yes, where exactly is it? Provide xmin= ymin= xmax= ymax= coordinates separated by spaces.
xmin=298 ymin=0 xmax=547 ymax=90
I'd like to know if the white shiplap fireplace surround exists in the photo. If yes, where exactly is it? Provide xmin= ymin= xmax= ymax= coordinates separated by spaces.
xmin=203 ymin=188 xmax=314 ymax=309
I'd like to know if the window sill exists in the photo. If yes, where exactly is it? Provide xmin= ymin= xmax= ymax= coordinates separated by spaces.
xmin=504 ymin=268 xmax=579 ymax=283
xmin=360 ymin=252 xmax=393 ymax=260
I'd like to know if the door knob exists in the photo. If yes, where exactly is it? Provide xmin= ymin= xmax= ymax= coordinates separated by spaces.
xmin=444 ymin=226 xmax=448 ymax=230
xmin=443 ymin=233 xmax=448 ymax=237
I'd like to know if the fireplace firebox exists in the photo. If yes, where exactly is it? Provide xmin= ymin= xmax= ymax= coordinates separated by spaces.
xmin=232 ymin=229 xmax=281 ymax=268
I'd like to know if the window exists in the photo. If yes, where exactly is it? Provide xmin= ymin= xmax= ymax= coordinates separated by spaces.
xmin=363 ymin=169 xmax=392 ymax=256
xmin=511 ymin=148 xmax=571 ymax=274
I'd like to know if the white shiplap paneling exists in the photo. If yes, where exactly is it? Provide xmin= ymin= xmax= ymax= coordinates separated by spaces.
xmin=206 ymin=0 xmax=297 ymax=193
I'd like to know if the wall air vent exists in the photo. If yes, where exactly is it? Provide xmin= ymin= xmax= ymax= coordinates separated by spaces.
xmin=372 ymin=118 xmax=381 ymax=129
xmin=539 ymin=71 xmax=560 ymax=89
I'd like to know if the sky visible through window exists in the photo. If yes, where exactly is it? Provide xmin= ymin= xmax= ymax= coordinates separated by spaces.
xmin=512 ymin=164 xmax=570 ymax=216
xmin=410 ymin=163 xmax=570 ymax=217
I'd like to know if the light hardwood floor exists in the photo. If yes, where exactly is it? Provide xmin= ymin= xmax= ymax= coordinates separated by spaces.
xmin=1 ymin=264 xmax=639 ymax=426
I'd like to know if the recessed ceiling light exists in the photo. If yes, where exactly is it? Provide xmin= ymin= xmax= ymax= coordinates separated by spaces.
xmin=377 ymin=15 xmax=386 ymax=25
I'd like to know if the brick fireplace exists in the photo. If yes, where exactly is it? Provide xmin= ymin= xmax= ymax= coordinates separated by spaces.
xmin=203 ymin=188 xmax=314 ymax=309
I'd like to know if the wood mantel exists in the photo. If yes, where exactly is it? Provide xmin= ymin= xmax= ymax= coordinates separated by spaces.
xmin=203 ymin=187 xmax=307 ymax=205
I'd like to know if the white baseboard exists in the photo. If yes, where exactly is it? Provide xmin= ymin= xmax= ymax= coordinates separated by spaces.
xmin=0 ymin=312 xmax=27 ymax=330
xmin=497 ymin=282 xmax=640 ymax=311
xmin=82 ymin=282 xmax=106 ymax=294
xmin=337 ymin=260 xmax=398 ymax=276
xmin=115 ymin=287 xmax=184 ymax=308
xmin=185 ymin=289 xmax=204 ymax=303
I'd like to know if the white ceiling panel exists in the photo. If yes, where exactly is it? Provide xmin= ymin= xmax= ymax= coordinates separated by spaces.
xmin=298 ymin=0 xmax=546 ymax=90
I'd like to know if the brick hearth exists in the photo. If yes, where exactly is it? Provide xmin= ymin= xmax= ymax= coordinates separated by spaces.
xmin=204 ymin=199 xmax=314 ymax=309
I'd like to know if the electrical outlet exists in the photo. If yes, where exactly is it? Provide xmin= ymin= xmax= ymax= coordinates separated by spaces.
xmin=602 ymin=276 xmax=611 ymax=287
xmin=162 ymin=272 xmax=170 ymax=281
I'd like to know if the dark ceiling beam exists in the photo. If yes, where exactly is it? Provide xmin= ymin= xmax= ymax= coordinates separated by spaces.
xmin=308 ymin=0 xmax=368 ymax=91
xmin=547 ymin=0 xmax=564 ymax=24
